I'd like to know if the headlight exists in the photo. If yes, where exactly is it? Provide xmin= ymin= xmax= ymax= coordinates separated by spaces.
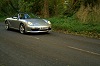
xmin=27 ymin=22 xmax=33 ymax=26
xmin=43 ymin=19 xmax=51 ymax=24
xmin=48 ymin=21 xmax=51 ymax=24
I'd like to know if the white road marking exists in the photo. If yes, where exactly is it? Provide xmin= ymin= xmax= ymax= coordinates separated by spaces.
xmin=67 ymin=46 xmax=100 ymax=56
xmin=27 ymin=36 xmax=40 ymax=40
xmin=34 ymin=37 xmax=40 ymax=39
xmin=26 ymin=35 xmax=100 ymax=56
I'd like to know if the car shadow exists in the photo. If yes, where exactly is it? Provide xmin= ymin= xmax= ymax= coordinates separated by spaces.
xmin=8 ymin=29 xmax=50 ymax=35
xmin=26 ymin=32 xmax=50 ymax=35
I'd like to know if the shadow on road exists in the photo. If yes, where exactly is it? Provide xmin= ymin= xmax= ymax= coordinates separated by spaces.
xmin=7 ymin=28 xmax=51 ymax=35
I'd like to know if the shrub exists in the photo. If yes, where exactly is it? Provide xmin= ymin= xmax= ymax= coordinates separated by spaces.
xmin=48 ymin=16 xmax=100 ymax=38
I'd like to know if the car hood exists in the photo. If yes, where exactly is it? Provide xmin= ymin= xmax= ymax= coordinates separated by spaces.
xmin=25 ymin=19 xmax=49 ymax=26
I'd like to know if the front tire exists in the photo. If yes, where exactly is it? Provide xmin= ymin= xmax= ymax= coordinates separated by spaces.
xmin=19 ymin=24 xmax=25 ymax=34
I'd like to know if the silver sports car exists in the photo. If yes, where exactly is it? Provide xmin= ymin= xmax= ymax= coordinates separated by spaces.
xmin=5 ymin=13 xmax=51 ymax=34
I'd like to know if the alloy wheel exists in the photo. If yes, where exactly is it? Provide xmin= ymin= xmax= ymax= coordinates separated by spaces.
xmin=19 ymin=24 xmax=25 ymax=34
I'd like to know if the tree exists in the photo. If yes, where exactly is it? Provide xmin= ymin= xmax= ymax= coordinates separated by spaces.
xmin=82 ymin=0 xmax=98 ymax=7
xmin=63 ymin=0 xmax=81 ymax=16
xmin=76 ymin=0 xmax=100 ymax=22
xmin=42 ymin=0 xmax=49 ymax=18
xmin=49 ymin=0 xmax=65 ymax=17
xmin=0 ymin=0 xmax=18 ymax=16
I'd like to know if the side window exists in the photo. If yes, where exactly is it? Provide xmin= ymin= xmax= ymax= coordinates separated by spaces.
xmin=18 ymin=14 xmax=25 ymax=19
xmin=20 ymin=14 xmax=24 ymax=19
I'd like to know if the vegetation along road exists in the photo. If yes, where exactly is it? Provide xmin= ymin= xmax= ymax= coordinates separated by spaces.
xmin=0 ymin=23 xmax=100 ymax=66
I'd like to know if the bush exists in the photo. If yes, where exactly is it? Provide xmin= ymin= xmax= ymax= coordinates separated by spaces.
xmin=0 ymin=16 xmax=5 ymax=22
xmin=48 ymin=16 xmax=100 ymax=38
xmin=76 ymin=5 xmax=100 ymax=23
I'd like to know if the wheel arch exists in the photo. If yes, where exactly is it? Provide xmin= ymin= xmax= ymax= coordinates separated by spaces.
xmin=19 ymin=22 xmax=27 ymax=34
xmin=5 ymin=20 xmax=8 ymax=23
xmin=20 ymin=22 xmax=24 ymax=25
xmin=5 ymin=20 xmax=10 ymax=25
xmin=5 ymin=20 xmax=10 ymax=30
xmin=19 ymin=23 xmax=24 ymax=30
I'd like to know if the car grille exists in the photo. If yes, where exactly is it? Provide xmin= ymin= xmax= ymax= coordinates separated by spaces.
xmin=31 ymin=27 xmax=51 ymax=31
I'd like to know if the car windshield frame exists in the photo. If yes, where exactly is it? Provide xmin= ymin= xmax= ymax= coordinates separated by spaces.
xmin=18 ymin=13 xmax=39 ymax=19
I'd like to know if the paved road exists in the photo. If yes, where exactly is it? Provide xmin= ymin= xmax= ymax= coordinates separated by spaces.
xmin=0 ymin=23 xmax=100 ymax=66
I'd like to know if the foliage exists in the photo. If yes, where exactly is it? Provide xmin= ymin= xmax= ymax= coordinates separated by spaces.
xmin=0 ymin=15 xmax=6 ymax=22
xmin=0 ymin=0 xmax=100 ymax=20
xmin=82 ymin=0 xmax=99 ymax=7
xmin=0 ymin=0 xmax=18 ymax=16
xmin=18 ymin=0 xmax=65 ymax=17
xmin=76 ymin=1 xmax=100 ymax=23
xmin=48 ymin=16 xmax=100 ymax=38
xmin=63 ymin=0 xmax=81 ymax=17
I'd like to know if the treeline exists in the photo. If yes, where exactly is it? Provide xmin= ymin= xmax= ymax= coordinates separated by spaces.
xmin=0 ymin=0 xmax=100 ymax=22
xmin=0 ymin=0 xmax=18 ymax=16
xmin=0 ymin=0 xmax=67 ymax=17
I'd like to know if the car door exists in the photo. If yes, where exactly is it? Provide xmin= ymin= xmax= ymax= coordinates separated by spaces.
xmin=10 ymin=17 xmax=20 ymax=29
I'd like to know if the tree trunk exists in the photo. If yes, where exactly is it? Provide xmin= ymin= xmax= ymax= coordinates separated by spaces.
xmin=43 ymin=0 xmax=49 ymax=18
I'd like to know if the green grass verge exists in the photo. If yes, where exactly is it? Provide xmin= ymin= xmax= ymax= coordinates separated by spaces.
xmin=48 ymin=17 xmax=100 ymax=39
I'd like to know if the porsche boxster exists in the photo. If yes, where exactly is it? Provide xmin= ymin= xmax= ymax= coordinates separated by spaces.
xmin=5 ymin=13 xmax=51 ymax=34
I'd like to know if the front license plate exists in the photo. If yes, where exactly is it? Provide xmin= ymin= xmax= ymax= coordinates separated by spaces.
xmin=40 ymin=27 xmax=48 ymax=30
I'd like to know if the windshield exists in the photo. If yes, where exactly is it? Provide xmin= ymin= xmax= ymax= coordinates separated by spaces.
xmin=24 ymin=14 xmax=30 ymax=19
xmin=19 ymin=13 xmax=39 ymax=19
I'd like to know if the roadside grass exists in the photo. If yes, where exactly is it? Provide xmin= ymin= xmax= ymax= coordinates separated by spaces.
xmin=48 ymin=17 xmax=100 ymax=39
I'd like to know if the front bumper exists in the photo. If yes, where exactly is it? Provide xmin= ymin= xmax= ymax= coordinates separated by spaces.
xmin=25 ymin=26 xmax=51 ymax=33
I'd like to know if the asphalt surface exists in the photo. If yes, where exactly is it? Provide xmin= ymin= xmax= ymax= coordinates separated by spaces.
xmin=0 ymin=23 xmax=100 ymax=66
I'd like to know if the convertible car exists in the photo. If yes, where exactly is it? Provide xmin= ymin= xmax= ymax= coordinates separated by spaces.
xmin=5 ymin=13 xmax=51 ymax=34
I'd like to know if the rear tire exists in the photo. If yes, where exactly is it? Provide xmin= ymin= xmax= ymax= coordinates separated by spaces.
xmin=19 ymin=24 xmax=25 ymax=34
xmin=5 ymin=21 xmax=10 ymax=30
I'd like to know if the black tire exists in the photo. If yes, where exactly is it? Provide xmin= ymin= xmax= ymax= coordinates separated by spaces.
xmin=5 ymin=21 xmax=10 ymax=30
xmin=19 ymin=24 xmax=25 ymax=34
